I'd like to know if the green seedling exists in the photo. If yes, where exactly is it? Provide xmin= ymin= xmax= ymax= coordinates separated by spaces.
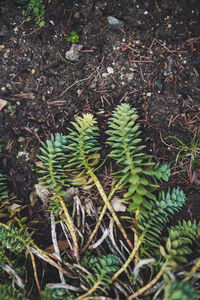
xmin=66 ymin=31 xmax=79 ymax=43
xmin=161 ymin=134 xmax=200 ymax=170
xmin=22 ymin=0 xmax=45 ymax=27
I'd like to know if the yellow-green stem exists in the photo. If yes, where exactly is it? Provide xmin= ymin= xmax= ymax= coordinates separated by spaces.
xmin=90 ymin=171 xmax=134 ymax=250
xmin=127 ymin=261 xmax=168 ymax=299
xmin=59 ymin=196 xmax=79 ymax=261
xmin=49 ymin=157 xmax=79 ymax=259
xmin=81 ymin=180 xmax=123 ymax=254
xmin=75 ymin=277 xmax=103 ymax=300
xmin=134 ymin=210 xmax=139 ymax=265
xmin=183 ymin=257 xmax=200 ymax=282
xmin=29 ymin=247 xmax=41 ymax=294
xmin=32 ymin=242 xmax=73 ymax=276
xmin=112 ymin=235 xmax=144 ymax=282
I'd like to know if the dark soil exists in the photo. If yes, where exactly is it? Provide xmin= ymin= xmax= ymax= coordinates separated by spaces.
xmin=0 ymin=0 xmax=200 ymax=294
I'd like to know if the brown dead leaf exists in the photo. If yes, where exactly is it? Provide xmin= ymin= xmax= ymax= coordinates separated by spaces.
xmin=45 ymin=240 xmax=69 ymax=253
xmin=0 ymin=99 xmax=7 ymax=111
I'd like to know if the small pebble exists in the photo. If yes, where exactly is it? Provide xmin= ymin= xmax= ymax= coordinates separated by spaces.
xmin=107 ymin=16 xmax=124 ymax=28
xmin=0 ymin=25 xmax=8 ymax=36
xmin=102 ymin=73 xmax=108 ymax=78
xmin=3 ymin=52 xmax=9 ymax=59
xmin=107 ymin=67 xmax=114 ymax=74
xmin=13 ymin=27 xmax=19 ymax=33
xmin=6 ymin=83 xmax=11 ymax=88
xmin=18 ymin=137 xmax=25 ymax=143
xmin=146 ymin=92 xmax=152 ymax=97
xmin=74 ymin=11 xmax=80 ymax=18
xmin=65 ymin=44 xmax=83 ymax=62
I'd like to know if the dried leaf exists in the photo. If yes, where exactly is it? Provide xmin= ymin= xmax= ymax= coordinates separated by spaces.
xmin=29 ymin=190 xmax=38 ymax=207
xmin=9 ymin=203 xmax=22 ymax=211
xmin=0 ymin=98 xmax=7 ymax=111
xmin=46 ymin=240 xmax=69 ymax=253
xmin=111 ymin=197 xmax=126 ymax=212
xmin=35 ymin=183 xmax=49 ymax=205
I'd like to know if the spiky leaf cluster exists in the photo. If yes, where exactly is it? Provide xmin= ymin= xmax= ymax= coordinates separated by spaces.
xmin=0 ymin=247 xmax=6 ymax=264
xmin=0 ymin=172 xmax=9 ymax=200
xmin=87 ymin=254 xmax=120 ymax=294
xmin=41 ymin=287 xmax=74 ymax=300
xmin=38 ymin=133 xmax=68 ymax=195
xmin=150 ymin=162 xmax=171 ymax=182
xmin=0 ymin=284 xmax=26 ymax=300
xmin=163 ymin=281 xmax=198 ymax=300
xmin=106 ymin=103 xmax=171 ymax=215
xmin=139 ymin=188 xmax=186 ymax=255
xmin=0 ymin=171 xmax=25 ymax=223
xmin=65 ymin=114 xmax=100 ymax=185
xmin=161 ymin=220 xmax=200 ymax=266
xmin=0 ymin=224 xmax=32 ymax=253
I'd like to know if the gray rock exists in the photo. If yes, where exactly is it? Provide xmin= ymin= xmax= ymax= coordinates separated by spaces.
xmin=0 ymin=25 xmax=8 ymax=37
xmin=65 ymin=44 xmax=83 ymax=62
xmin=107 ymin=16 xmax=124 ymax=28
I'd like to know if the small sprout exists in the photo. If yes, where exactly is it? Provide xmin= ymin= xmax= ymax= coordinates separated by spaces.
xmin=66 ymin=31 xmax=79 ymax=43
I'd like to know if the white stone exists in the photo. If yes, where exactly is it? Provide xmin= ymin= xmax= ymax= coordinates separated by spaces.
xmin=107 ymin=67 xmax=114 ymax=74
xmin=102 ymin=73 xmax=108 ymax=78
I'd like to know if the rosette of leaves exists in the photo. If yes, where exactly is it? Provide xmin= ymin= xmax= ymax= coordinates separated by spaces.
xmin=41 ymin=287 xmax=74 ymax=300
xmin=160 ymin=220 xmax=200 ymax=267
xmin=0 ymin=172 xmax=9 ymax=200
xmin=0 ymin=284 xmax=26 ymax=300
xmin=163 ymin=281 xmax=198 ymax=300
xmin=38 ymin=133 xmax=68 ymax=195
xmin=64 ymin=113 xmax=133 ymax=250
xmin=65 ymin=113 xmax=101 ymax=186
xmin=37 ymin=133 xmax=79 ymax=259
xmin=0 ymin=171 xmax=27 ymax=224
xmin=0 ymin=223 xmax=32 ymax=254
xmin=106 ymin=103 xmax=171 ymax=216
xmin=139 ymin=187 xmax=186 ymax=256
xmin=0 ymin=223 xmax=31 ymax=289
xmin=85 ymin=254 xmax=120 ymax=296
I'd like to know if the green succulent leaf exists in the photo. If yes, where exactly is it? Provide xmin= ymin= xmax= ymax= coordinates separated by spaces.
xmin=163 ymin=220 xmax=200 ymax=267
xmin=106 ymin=103 xmax=171 ymax=216
xmin=37 ymin=133 xmax=69 ymax=193
xmin=65 ymin=113 xmax=100 ymax=185
xmin=139 ymin=188 xmax=186 ymax=256
xmin=164 ymin=281 xmax=198 ymax=300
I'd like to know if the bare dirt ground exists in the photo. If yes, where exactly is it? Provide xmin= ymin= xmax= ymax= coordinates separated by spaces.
xmin=0 ymin=0 xmax=200 ymax=297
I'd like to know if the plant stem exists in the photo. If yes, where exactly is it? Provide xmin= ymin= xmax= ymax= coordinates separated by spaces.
xmin=74 ymin=275 xmax=104 ymax=300
xmin=28 ymin=247 xmax=41 ymax=294
xmin=134 ymin=210 xmax=139 ymax=265
xmin=31 ymin=243 xmax=73 ymax=276
xmin=127 ymin=261 xmax=168 ymax=299
xmin=111 ymin=234 xmax=144 ymax=282
xmin=81 ymin=179 xmax=124 ymax=253
xmin=90 ymin=172 xmax=134 ymax=250
xmin=183 ymin=257 xmax=200 ymax=282
xmin=59 ymin=196 xmax=79 ymax=261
